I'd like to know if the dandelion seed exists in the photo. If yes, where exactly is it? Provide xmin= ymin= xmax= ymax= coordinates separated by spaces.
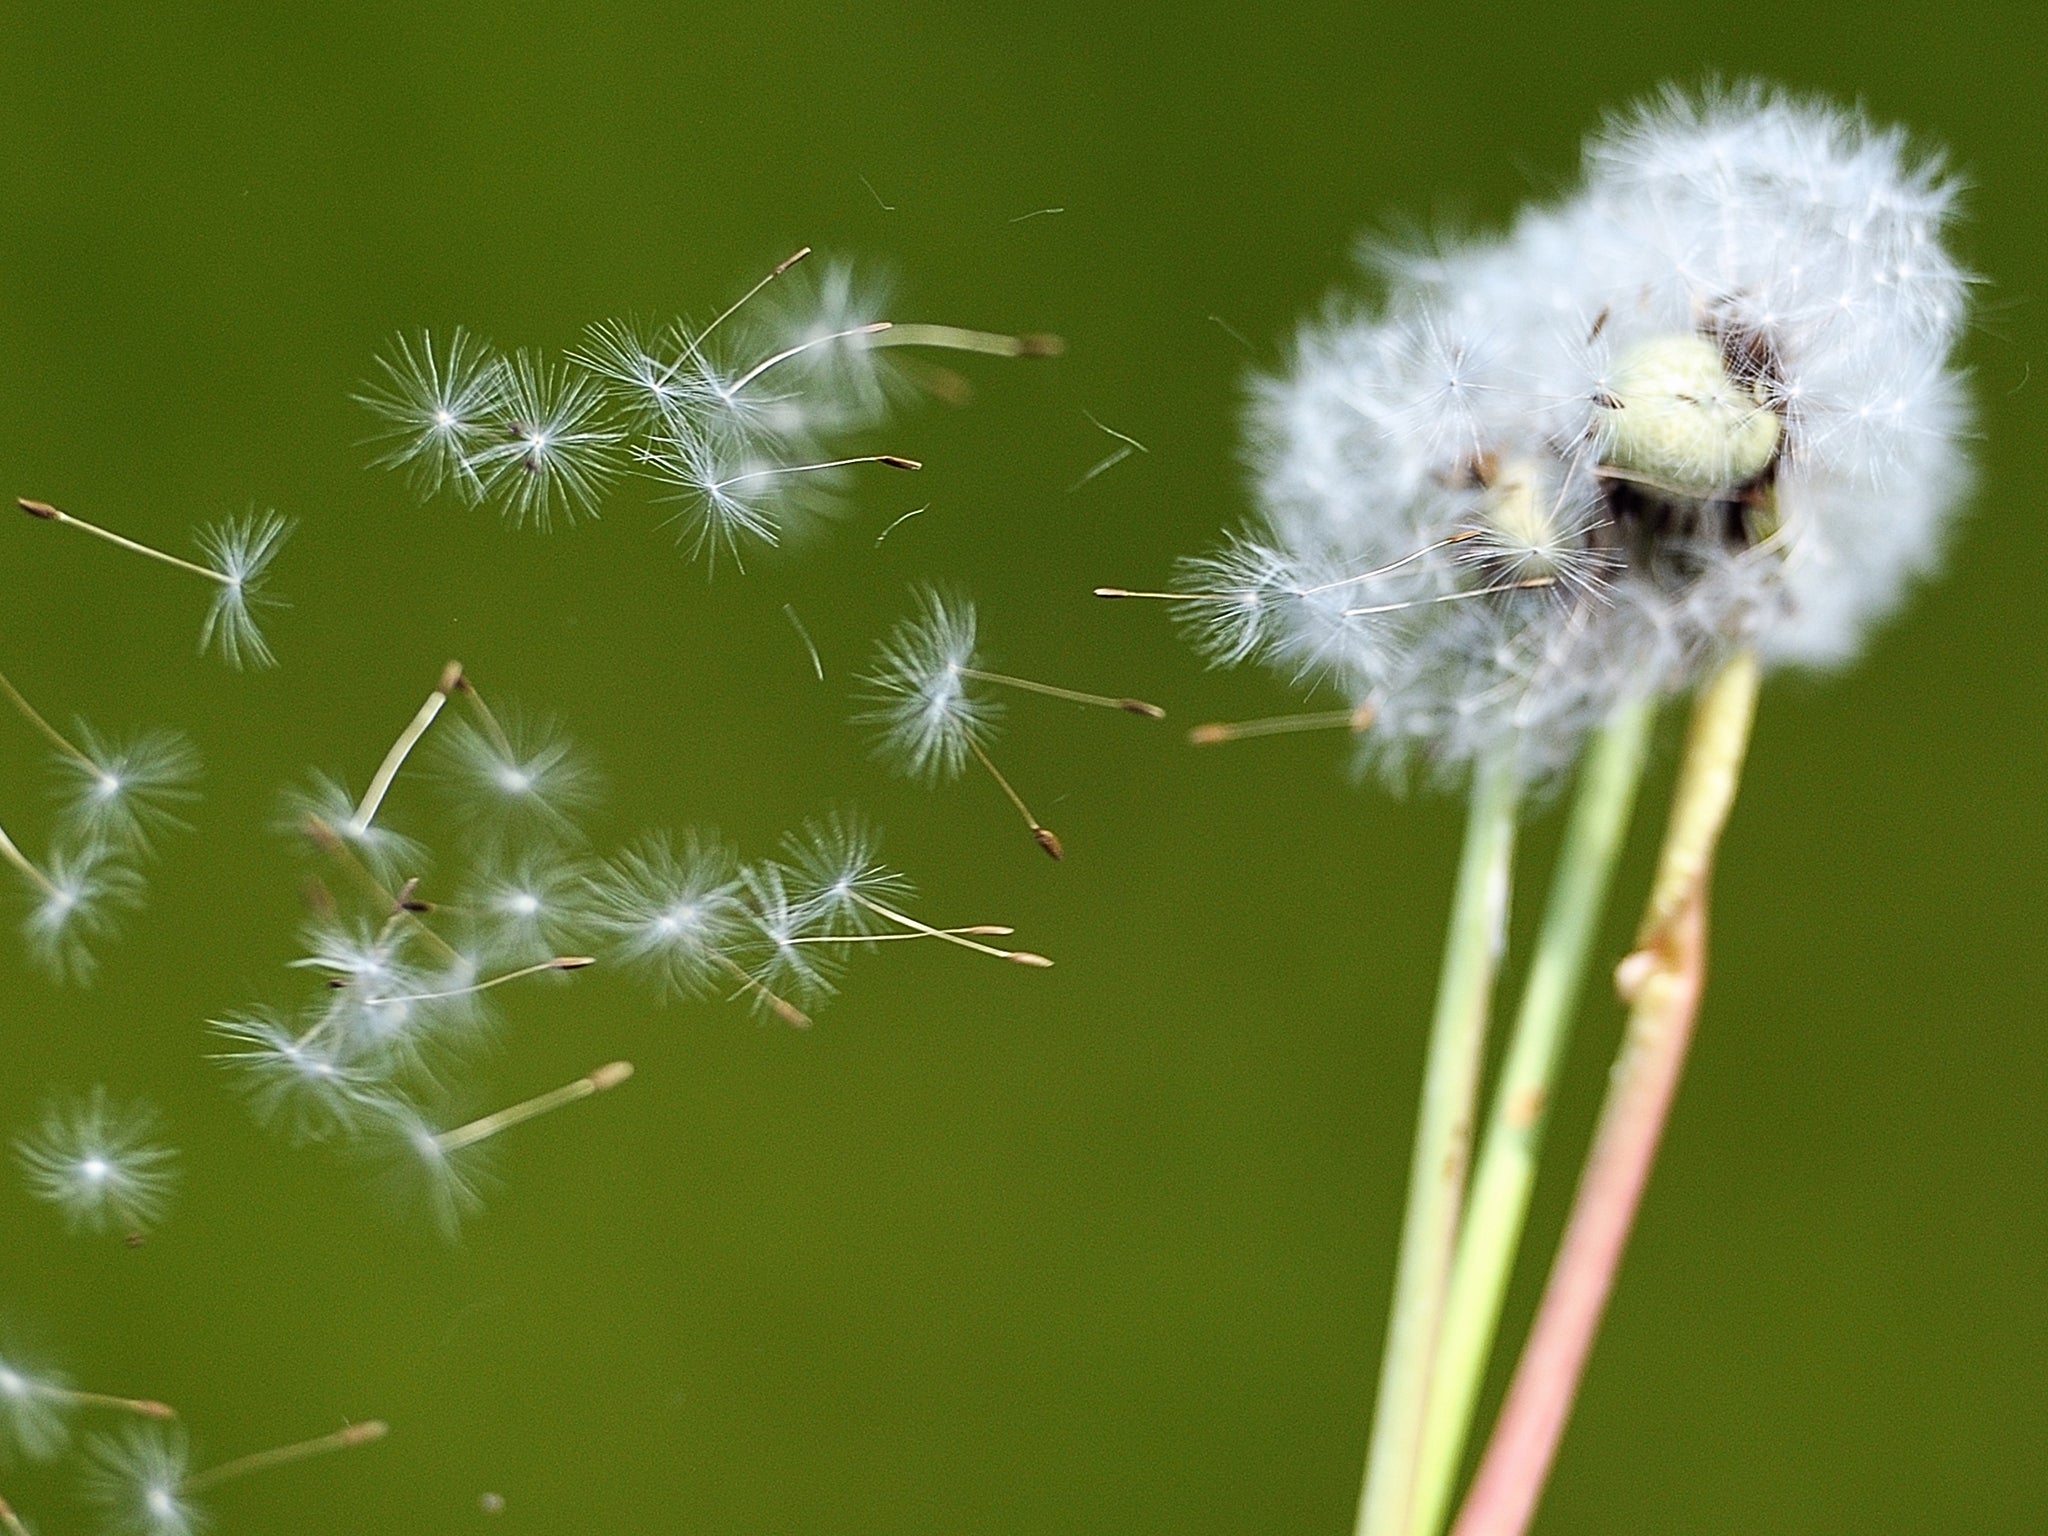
xmin=19 ymin=501 xmax=293 ymax=670
xmin=434 ymin=678 xmax=599 ymax=845
xmin=39 ymin=719 xmax=202 ymax=858
xmin=13 ymin=1087 xmax=179 ymax=1235
xmin=583 ymin=831 xmax=750 ymax=1001
xmin=1187 ymin=703 xmax=1378 ymax=746
xmin=83 ymin=1419 xmax=386 ymax=1536
xmin=357 ymin=328 xmax=508 ymax=502
xmin=0 ymin=1345 xmax=175 ymax=1466
xmin=466 ymin=351 xmax=622 ymax=529
xmin=861 ymin=587 xmax=1161 ymax=858
xmin=0 ymin=828 xmax=147 ymax=984
xmin=209 ymin=1008 xmax=382 ymax=1145
xmin=374 ymin=1065 xmax=631 ymax=1232
xmin=455 ymin=848 xmax=596 ymax=966
xmin=736 ymin=862 xmax=842 ymax=1013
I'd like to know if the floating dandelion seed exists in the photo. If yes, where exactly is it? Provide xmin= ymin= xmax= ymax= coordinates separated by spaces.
xmin=0 ymin=670 xmax=201 ymax=857
xmin=466 ymin=351 xmax=623 ymax=530
xmin=362 ymin=247 xmax=1058 ymax=568
xmin=582 ymin=831 xmax=766 ymax=1005
xmin=860 ymin=586 xmax=1162 ymax=859
xmin=0 ymin=1345 xmax=176 ymax=1465
xmin=773 ymin=813 xmax=1052 ymax=967
xmin=455 ymin=848 xmax=597 ymax=967
xmin=13 ymin=1087 xmax=180 ymax=1235
xmin=18 ymin=502 xmax=293 ymax=670
xmin=209 ymin=1007 xmax=383 ymax=1146
xmin=82 ymin=1418 xmax=386 ymax=1536
xmin=433 ymin=678 xmax=600 ymax=844
xmin=0 ymin=827 xmax=147 ymax=984
xmin=356 ymin=327 xmax=508 ymax=502
xmin=372 ymin=1063 xmax=632 ymax=1233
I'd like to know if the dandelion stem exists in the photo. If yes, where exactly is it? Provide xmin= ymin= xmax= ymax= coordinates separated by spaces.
xmin=786 ymin=924 xmax=1016 ymax=945
xmin=18 ymin=500 xmax=233 ymax=587
xmin=181 ymin=1420 xmax=388 ymax=1496
xmin=729 ymin=323 xmax=892 ymax=393
xmin=868 ymin=323 xmax=1065 ymax=358
xmin=1188 ymin=705 xmax=1376 ymax=746
xmin=965 ymin=738 xmax=1062 ymax=860
xmin=0 ymin=819 xmax=58 ymax=900
xmin=957 ymin=668 xmax=1165 ymax=719
xmin=1356 ymin=745 xmax=1520 ymax=1536
xmin=432 ymin=1062 xmax=634 ymax=1156
xmin=1447 ymin=651 xmax=1759 ymax=1536
xmin=0 ymin=666 xmax=93 ymax=765
xmin=1409 ymin=693 xmax=1656 ymax=1536
xmin=712 ymin=950 xmax=812 ymax=1029
xmin=351 ymin=663 xmax=461 ymax=832
xmin=0 ymin=1490 xmax=30 ymax=1536
xmin=364 ymin=956 xmax=593 ymax=1008
xmin=850 ymin=893 xmax=1053 ymax=967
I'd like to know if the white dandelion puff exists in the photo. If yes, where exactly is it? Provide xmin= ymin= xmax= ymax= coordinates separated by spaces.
xmin=1121 ymin=84 xmax=1972 ymax=786
xmin=357 ymin=328 xmax=509 ymax=502
xmin=13 ymin=1087 xmax=180 ymax=1235
xmin=583 ymin=831 xmax=750 ymax=1001
xmin=430 ymin=700 xmax=600 ymax=847
xmin=1 ymin=833 xmax=148 ymax=985
xmin=208 ymin=1008 xmax=383 ymax=1146
xmin=81 ymin=1422 xmax=197 ymax=1536
xmin=48 ymin=723 xmax=202 ymax=858
xmin=466 ymin=350 xmax=623 ymax=530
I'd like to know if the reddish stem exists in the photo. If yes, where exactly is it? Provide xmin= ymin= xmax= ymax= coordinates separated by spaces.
xmin=1448 ymin=889 xmax=1710 ymax=1536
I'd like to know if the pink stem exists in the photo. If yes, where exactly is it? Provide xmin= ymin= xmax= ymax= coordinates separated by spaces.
xmin=1448 ymin=890 xmax=1709 ymax=1536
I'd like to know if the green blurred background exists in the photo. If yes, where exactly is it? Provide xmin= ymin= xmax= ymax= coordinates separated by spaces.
xmin=2 ymin=2 xmax=2043 ymax=1531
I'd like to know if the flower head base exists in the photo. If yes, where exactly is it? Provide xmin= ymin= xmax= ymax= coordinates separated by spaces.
xmin=1142 ymin=85 xmax=1971 ymax=786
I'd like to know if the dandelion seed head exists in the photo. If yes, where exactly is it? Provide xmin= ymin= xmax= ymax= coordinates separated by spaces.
xmin=12 ymin=1086 xmax=180 ymax=1235
xmin=1228 ymin=83 xmax=1971 ymax=785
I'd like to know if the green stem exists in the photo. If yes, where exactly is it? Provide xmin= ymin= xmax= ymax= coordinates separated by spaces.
xmin=1356 ymin=745 xmax=1521 ymax=1536
xmin=1449 ymin=652 xmax=1760 ymax=1536
xmin=1409 ymin=694 xmax=1656 ymax=1536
